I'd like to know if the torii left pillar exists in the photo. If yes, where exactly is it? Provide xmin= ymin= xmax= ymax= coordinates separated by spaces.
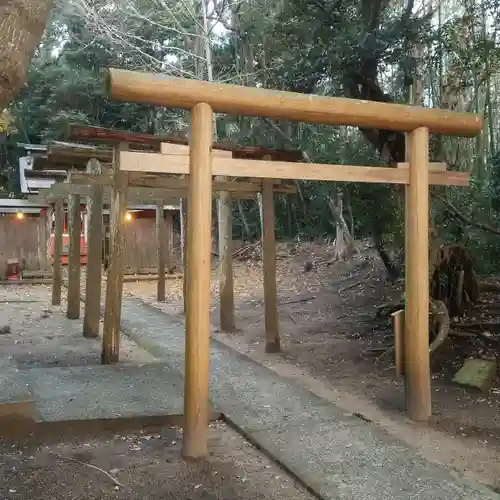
xmin=102 ymin=143 xmax=129 ymax=364
xmin=183 ymin=102 xmax=213 ymax=460
xmin=405 ymin=127 xmax=432 ymax=421
xmin=67 ymin=194 xmax=81 ymax=319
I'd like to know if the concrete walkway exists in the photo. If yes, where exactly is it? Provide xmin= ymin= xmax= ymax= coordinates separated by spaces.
xmin=120 ymin=297 xmax=500 ymax=500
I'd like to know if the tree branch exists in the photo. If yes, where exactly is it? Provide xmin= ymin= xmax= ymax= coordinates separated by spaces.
xmin=432 ymin=191 xmax=500 ymax=237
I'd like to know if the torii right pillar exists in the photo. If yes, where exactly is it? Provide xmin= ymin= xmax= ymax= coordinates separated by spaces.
xmin=405 ymin=127 xmax=431 ymax=421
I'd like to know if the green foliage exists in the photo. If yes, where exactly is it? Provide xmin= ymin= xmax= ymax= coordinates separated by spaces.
xmin=5 ymin=0 xmax=500 ymax=278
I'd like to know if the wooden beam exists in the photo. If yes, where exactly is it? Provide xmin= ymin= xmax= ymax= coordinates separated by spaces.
xmin=68 ymin=124 xmax=303 ymax=162
xmin=406 ymin=127 xmax=432 ymax=422
xmin=69 ymin=124 xmax=176 ymax=147
xmin=47 ymin=144 xmax=111 ymax=163
xmin=156 ymin=204 xmax=166 ymax=302
xmin=262 ymin=178 xmax=280 ymax=353
xmin=83 ymin=159 xmax=104 ymax=338
xmin=102 ymin=144 xmax=129 ymax=364
xmin=396 ymin=162 xmax=447 ymax=171
xmin=161 ymin=142 xmax=231 ymax=157
xmin=66 ymin=194 xmax=81 ymax=320
xmin=38 ymin=184 xmax=182 ymax=206
xmin=41 ymin=184 xmax=93 ymax=197
xmin=183 ymin=103 xmax=213 ymax=460
xmin=70 ymin=172 xmax=296 ymax=194
xmin=51 ymin=199 xmax=64 ymax=306
xmin=119 ymin=151 xmax=470 ymax=186
xmin=107 ymin=68 xmax=482 ymax=137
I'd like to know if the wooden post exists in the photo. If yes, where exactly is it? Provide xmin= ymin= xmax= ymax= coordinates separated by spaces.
xmin=183 ymin=102 xmax=213 ymax=460
xmin=392 ymin=309 xmax=405 ymax=377
xmin=83 ymin=158 xmax=104 ymax=338
xmin=180 ymin=198 xmax=186 ymax=267
xmin=262 ymin=179 xmax=280 ymax=353
xmin=102 ymin=143 xmax=129 ymax=364
xmin=37 ymin=206 xmax=52 ymax=271
xmin=405 ymin=127 xmax=431 ymax=421
xmin=219 ymin=191 xmax=235 ymax=331
xmin=51 ymin=198 xmax=64 ymax=306
xmin=67 ymin=194 xmax=81 ymax=319
xmin=44 ymin=205 xmax=52 ymax=270
xmin=165 ymin=211 xmax=173 ymax=273
xmin=181 ymin=198 xmax=188 ymax=314
xmin=156 ymin=203 xmax=166 ymax=302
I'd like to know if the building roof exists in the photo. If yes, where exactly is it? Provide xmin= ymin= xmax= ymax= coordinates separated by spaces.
xmin=0 ymin=198 xmax=47 ymax=213
xmin=16 ymin=143 xmax=47 ymax=153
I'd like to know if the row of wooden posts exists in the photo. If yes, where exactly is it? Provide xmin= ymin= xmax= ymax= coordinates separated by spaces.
xmin=47 ymin=150 xmax=285 ymax=366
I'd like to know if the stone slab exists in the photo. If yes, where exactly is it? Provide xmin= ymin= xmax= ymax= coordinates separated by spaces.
xmin=0 ymin=356 xmax=34 ymax=422
xmin=453 ymin=358 xmax=497 ymax=392
xmin=24 ymin=362 xmax=188 ymax=422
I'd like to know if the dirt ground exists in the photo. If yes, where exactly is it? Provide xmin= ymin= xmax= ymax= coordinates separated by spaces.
xmin=0 ymin=421 xmax=312 ymax=500
xmin=0 ymin=285 xmax=153 ymax=368
xmin=124 ymin=240 xmax=500 ymax=490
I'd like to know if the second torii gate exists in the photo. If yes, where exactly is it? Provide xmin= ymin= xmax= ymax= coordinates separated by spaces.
xmin=106 ymin=68 xmax=482 ymax=459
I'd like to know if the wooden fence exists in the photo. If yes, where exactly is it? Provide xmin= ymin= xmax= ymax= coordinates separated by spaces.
xmin=0 ymin=215 xmax=46 ymax=278
xmin=124 ymin=217 xmax=180 ymax=272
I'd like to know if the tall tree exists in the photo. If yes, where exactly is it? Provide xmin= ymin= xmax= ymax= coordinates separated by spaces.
xmin=0 ymin=0 xmax=54 ymax=109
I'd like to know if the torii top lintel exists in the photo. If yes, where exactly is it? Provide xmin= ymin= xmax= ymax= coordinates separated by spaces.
xmin=107 ymin=68 xmax=483 ymax=138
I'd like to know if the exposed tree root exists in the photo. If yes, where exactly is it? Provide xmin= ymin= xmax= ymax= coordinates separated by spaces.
xmin=375 ymin=345 xmax=395 ymax=365
xmin=449 ymin=330 xmax=498 ymax=343
xmin=376 ymin=301 xmax=405 ymax=318
xmin=376 ymin=299 xmax=450 ymax=364
xmin=478 ymin=281 xmax=500 ymax=293
xmin=431 ymin=244 xmax=480 ymax=316
xmin=429 ymin=299 xmax=450 ymax=354
xmin=451 ymin=322 xmax=500 ymax=333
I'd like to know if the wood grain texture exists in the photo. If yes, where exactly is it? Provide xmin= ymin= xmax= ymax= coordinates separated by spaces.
xmin=156 ymin=204 xmax=166 ymax=302
xmin=51 ymin=199 xmax=64 ymax=306
xmin=102 ymin=144 xmax=129 ymax=364
xmin=83 ymin=158 xmax=104 ymax=338
xmin=119 ymin=152 xmax=470 ymax=186
xmin=405 ymin=127 xmax=432 ymax=422
xmin=182 ymin=103 xmax=213 ymax=460
xmin=107 ymin=68 xmax=482 ymax=137
xmin=66 ymin=194 xmax=81 ymax=320
xmin=218 ymin=190 xmax=235 ymax=332
xmin=262 ymin=178 xmax=280 ymax=353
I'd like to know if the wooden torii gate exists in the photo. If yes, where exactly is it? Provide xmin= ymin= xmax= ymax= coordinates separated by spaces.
xmin=106 ymin=68 xmax=483 ymax=459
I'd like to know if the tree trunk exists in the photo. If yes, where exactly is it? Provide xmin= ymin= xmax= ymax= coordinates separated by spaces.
xmin=236 ymin=199 xmax=251 ymax=239
xmin=327 ymin=193 xmax=356 ymax=261
xmin=0 ymin=0 xmax=53 ymax=109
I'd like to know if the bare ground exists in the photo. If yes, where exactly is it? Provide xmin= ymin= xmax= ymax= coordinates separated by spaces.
xmin=124 ymin=240 xmax=500 ymax=491
xmin=0 ymin=285 xmax=313 ymax=500
xmin=0 ymin=421 xmax=313 ymax=500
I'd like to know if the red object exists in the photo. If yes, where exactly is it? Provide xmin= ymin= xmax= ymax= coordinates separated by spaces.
xmin=6 ymin=260 xmax=21 ymax=280
xmin=50 ymin=233 xmax=87 ymax=265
